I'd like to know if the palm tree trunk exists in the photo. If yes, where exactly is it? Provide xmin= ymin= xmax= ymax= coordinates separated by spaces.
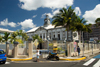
xmin=67 ymin=30 xmax=70 ymax=57
xmin=78 ymin=31 xmax=81 ymax=44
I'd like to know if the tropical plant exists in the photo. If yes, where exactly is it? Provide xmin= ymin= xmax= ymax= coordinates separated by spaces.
xmin=0 ymin=35 xmax=2 ymax=42
xmin=95 ymin=18 xmax=100 ymax=27
xmin=16 ymin=30 xmax=22 ymax=39
xmin=75 ymin=17 xmax=92 ymax=42
xmin=2 ymin=32 xmax=11 ymax=42
xmin=22 ymin=33 xmax=29 ymax=41
xmin=16 ymin=39 xmax=23 ymax=44
xmin=10 ymin=31 xmax=18 ymax=43
xmin=52 ymin=6 xmax=77 ymax=41
xmin=2 ymin=32 xmax=11 ymax=56
xmin=32 ymin=34 xmax=43 ymax=43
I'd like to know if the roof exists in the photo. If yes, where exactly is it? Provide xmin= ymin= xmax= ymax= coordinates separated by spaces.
xmin=27 ymin=27 xmax=39 ymax=33
xmin=0 ymin=28 xmax=14 ymax=33
xmin=27 ymin=24 xmax=63 ymax=33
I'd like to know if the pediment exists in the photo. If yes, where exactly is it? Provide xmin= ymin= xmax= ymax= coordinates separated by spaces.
xmin=35 ymin=26 xmax=47 ymax=32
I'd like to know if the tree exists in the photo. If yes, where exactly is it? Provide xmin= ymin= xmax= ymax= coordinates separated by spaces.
xmin=52 ymin=6 xmax=78 ymax=41
xmin=0 ymin=35 xmax=2 ymax=43
xmin=17 ymin=30 xmax=23 ymax=39
xmin=52 ymin=6 xmax=78 ymax=56
xmin=52 ymin=6 xmax=92 ymax=56
xmin=95 ymin=18 xmax=100 ymax=27
xmin=2 ymin=32 xmax=11 ymax=42
xmin=32 ymin=34 xmax=43 ymax=43
xmin=32 ymin=34 xmax=43 ymax=49
xmin=75 ymin=17 xmax=92 ymax=42
xmin=22 ymin=33 xmax=29 ymax=41
xmin=2 ymin=32 xmax=11 ymax=56
xmin=10 ymin=31 xmax=18 ymax=43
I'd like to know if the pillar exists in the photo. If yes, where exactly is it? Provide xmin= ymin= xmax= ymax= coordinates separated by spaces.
xmin=60 ymin=30 xmax=62 ymax=40
xmin=45 ymin=33 xmax=46 ymax=40
xmin=13 ymin=42 xmax=19 ymax=58
xmin=6 ymin=42 xmax=9 ymax=56
xmin=28 ymin=38 xmax=33 ymax=58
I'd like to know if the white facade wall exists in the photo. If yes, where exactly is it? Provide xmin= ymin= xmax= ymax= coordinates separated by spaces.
xmin=27 ymin=27 xmax=79 ymax=41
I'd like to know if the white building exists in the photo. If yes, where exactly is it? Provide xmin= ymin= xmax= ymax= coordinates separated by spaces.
xmin=0 ymin=28 xmax=14 ymax=37
xmin=27 ymin=15 xmax=79 ymax=42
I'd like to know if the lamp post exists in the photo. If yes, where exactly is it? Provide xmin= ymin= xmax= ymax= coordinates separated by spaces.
xmin=82 ymin=31 xmax=84 ymax=57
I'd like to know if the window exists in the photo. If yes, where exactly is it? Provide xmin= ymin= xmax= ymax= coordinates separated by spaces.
xmin=53 ymin=32 xmax=55 ymax=38
xmin=58 ymin=32 xmax=60 ymax=40
xmin=0 ymin=50 xmax=4 ymax=54
xmin=40 ymin=34 xmax=42 ymax=39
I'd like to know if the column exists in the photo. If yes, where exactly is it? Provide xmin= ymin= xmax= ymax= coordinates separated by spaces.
xmin=65 ymin=31 xmax=67 ymax=40
xmin=6 ymin=42 xmax=9 ymax=56
xmin=60 ymin=30 xmax=62 ymax=40
xmin=51 ymin=31 xmax=53 ymax=40
xmin=55 ymin=30 xmax=57 ymax=38
xmin=13 ymin=42 xmax=19 ymax=58
xmin=39 ymin=34 xmax=40 ymax=37
xmin=28 ymin=38 xmax=33 ymax=58
xmin=45 ymin=33 xmax=46 ymax=40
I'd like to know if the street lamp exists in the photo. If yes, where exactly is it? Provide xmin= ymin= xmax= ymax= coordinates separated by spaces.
xmin=82 ymin=31 xmax=84 ymax=57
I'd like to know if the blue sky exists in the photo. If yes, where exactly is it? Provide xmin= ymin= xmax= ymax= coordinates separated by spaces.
xmin=0 ymin=0 xmax=100 ymax=32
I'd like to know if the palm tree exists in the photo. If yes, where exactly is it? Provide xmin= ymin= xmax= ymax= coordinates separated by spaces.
xmin=52 ymin=6 xmax=77 ymax=41
xmin=75 ymin=17 xmax=92 ymax=43
xmin=32 ymin=34 xmax=43 ymax=49
xmin=10 ymin=31 xmax=18 ymax=43
xmin=23 ymin=33 xmax=29 ymax=41
xmin=75 ymin=17 xmax=92 ymax=52
xmin=32 ymin=34 xmax=43 ymax=43
xmin=0 ymin=35 xmax=2 ymax=43
xmin=2 ymin=32 xmax=11 ymax=56
xmin=95 ymin=18 xmax=100 ymax=27
xmin=52 ymin=6 xmax=78 ymax=56
xmin=22 ymin=33 xmax=29 ymax=41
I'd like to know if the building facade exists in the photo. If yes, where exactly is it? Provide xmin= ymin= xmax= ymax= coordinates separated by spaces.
xmin=83 ymin=24 xmax=100 ymax=42
xmin=27 ymin=15 xmax=79 ymax=43
xmin=0 ymin=28 xmax=13 ymax=37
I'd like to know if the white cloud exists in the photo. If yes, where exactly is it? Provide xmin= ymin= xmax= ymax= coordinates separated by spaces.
xmin=18 ymin=19 xmax=36 ymax=29
xmin=33 ymin=15 xmax=37 ymax=18
xmin=41 ymin=7 xmax=81 ymax=18
xmin=52 ymin=9 xmax=60 ymax=15
xmin=83 ymin=4 xmax=100 ymax=24
xmin=74 ymin=7 xmax=81 ymax=16
xmin=0 ymin=18 xmax=8 ymax=26
xmin=19 ymin=0 xmax=74 ymax=11
xmin=41 ymin=9 xmax=60 ymax=18
xmin=0 ymin=18 xmax=17 ymax=27
xmin=8 ymin=22 xmax=17 ymax=27
xmin=41 ymin=13 xmax=53 ymax=18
